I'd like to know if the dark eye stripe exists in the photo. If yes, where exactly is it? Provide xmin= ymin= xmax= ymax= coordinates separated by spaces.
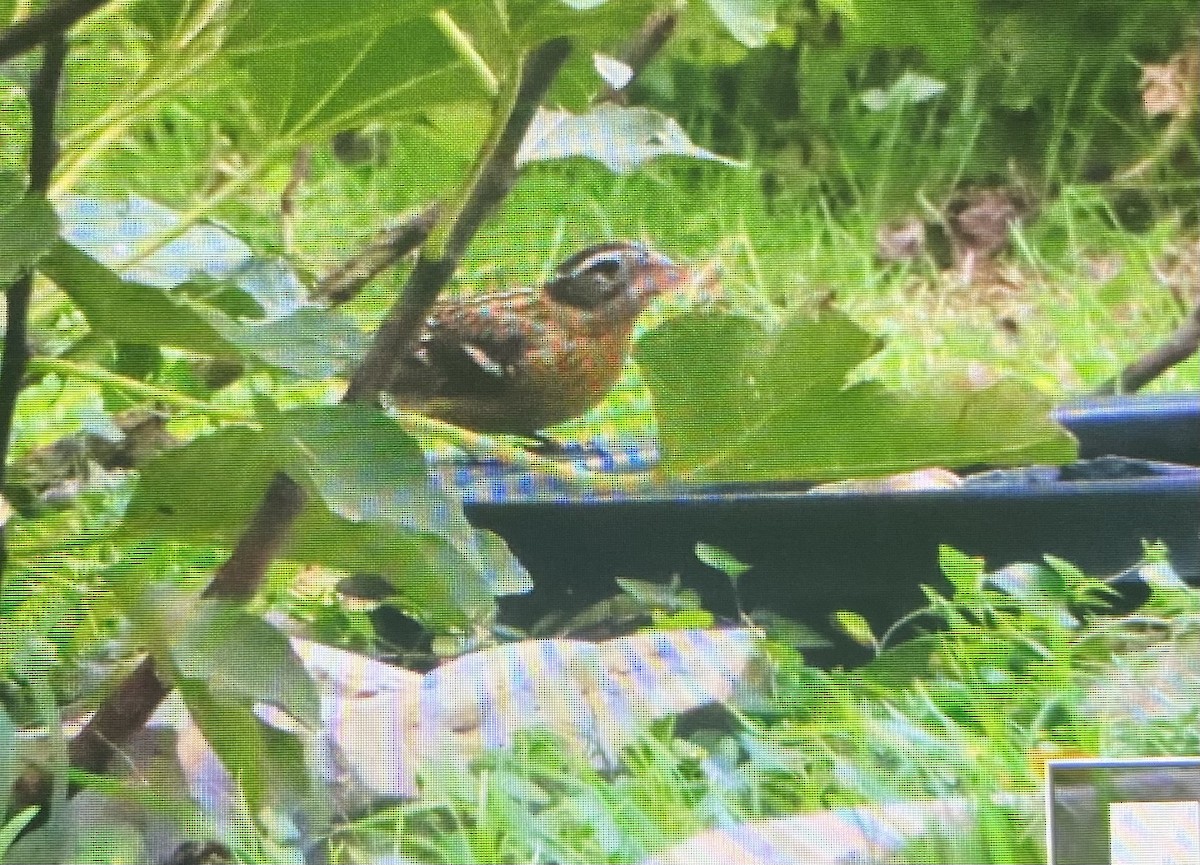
xmin=556 ymin=241 xmax=676 ymax=279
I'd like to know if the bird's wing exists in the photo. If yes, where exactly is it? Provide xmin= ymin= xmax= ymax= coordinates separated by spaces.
xmin=415 ymin=294 xmax=545 ymax=397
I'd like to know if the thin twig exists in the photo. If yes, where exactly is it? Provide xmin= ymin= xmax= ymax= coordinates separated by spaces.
xmin=0 ymin=35 xmax=66 ymax=584
xmin=0 ymin=0 xmax=109 ymax=63
xmin=280 ymin=145 xmax=313 ymax=253
xmin=599 ymin=9 xmax=678 ymax=104
xmin=1095 ymin=296 xmax=1200 ymax=395
xmin=311 ymin=203 xmax=442 ymax=305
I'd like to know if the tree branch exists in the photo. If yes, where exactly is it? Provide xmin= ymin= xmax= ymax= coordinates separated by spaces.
xmin=0 ymin=0 xmax=109 ymax=63
xmin=312 ymin=7 xmax=679 ymax=309
xmin=310 ymin=203 xmax=442 ymax=305
xmin=599 ymin=9 xmax=678 ymax=104
xmin=1095 ymin=296 xmax=1200 ymax=395
xmin=0 ymin=36 xmax=66 ymax=583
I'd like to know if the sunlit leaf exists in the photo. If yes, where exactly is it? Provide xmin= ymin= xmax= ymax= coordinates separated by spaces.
xmin=830 ymin=610 xmax=877 ymax=648
xmin=41 ymin=242 xmax=367 ymax=377
xmin=703 ymin=0 xmax=778 ymax=48
xmin=121 ymin=406 xmax=531 ymax=629
xmin=636 ymin=311 xmax=1077 ymax=483
xmin=229 ymin=11 xmax=489 ymax=139
xmin=174 ymin=601 xmax=320 ymax=727
xmin=695 ymin=542 xmax=752 ymax=582
xmin=517 ymin=105 xmax=745 ymax=172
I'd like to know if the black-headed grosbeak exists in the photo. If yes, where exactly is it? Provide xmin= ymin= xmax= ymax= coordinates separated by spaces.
xmin=386 ymin=241 xmax=699 ymax=435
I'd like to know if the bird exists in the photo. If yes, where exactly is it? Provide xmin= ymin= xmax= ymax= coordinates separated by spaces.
xmin=385 ymin=241 xmax=699 ymax=436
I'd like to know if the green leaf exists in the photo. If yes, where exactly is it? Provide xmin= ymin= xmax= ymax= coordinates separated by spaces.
xmin=703 ymin=0 xmax=779 ymax=48
xmin=228 ymin=9 xmax=489 ymax=140
xmin=0 ymin=194 xmax=58 ymax=284
xmin=39 ymin=241 xmax=240 ymax=357
xmin=746 ymin=609 xmax=831 ymax=649
xmin=695 ymin=542 xmax=751 ymax=582
xmin=230 ymin=308 xmax=368 ymax=378
xmin=509 ymin=0 xmax=655 ymax=48
xmin=938 ymin=545 xmax=986 ymax=596
xmin=650 ymin=608 xmax=715 ymax=630
xmin=173 ymin=601 xmax=320 ymax=728
xmin=830 ymin=610 xmax=876 ymax=648
xmin=121 ymin=406 xmax=531 ymax=629
xmin=517 ymin=105 xmax=745 ymax=172
xmin=10 ymin=373 xmax=121 ymax=463
xmin=615 ymin=576 xmax=700 ymax=612
xmin=40 ymin=241 xmax=368 ymax=376
xmin=636 ymin=311 xmax=1077 ymax=483
xmin=177 ymin=678 xmax=311 ymax=813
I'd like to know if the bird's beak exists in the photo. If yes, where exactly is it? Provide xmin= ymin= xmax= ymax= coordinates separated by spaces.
xmin=638 ymin=253 xmax=722 ymax=299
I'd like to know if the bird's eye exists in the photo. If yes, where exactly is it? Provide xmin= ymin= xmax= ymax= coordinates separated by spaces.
xmin=587 ymin=257 xmax=624 ymax=278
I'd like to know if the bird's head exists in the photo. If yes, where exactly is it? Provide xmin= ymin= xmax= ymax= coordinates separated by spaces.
xmin=544 ymin=241 xmax=695 ymax=313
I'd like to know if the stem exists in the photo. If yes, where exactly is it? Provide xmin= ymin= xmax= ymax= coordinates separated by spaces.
xmin=112 ymin=150 xmax=280 ymax=270
xmin=0 ymin=36 xmax=65 ymax=584
xmin=433 ymin=9 xmax=500 ymax=96
xmin=1094 ymin=295 xmax=1200 ymax=395
xmin=0 ymin=0 xmax=110 ymax=63
xmin=28 ymin=357 xmax=254 ymax=422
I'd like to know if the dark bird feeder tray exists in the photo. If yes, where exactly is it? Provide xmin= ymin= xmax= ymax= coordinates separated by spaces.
xmin=464 ymin=393 xmax=1200 ymax=660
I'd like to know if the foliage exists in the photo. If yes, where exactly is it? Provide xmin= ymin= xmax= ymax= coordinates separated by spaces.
xmin=0 ymin=0 xmax=1196 ymax=859
xmin=322 ymin=545 xmax=1200 ymax=864
xmin=641 ymin=0 xmax=1198 ymax=212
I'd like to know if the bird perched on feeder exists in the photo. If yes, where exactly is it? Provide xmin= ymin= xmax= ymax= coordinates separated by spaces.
xmin=386 ymin=241 xmax=705 ymax=436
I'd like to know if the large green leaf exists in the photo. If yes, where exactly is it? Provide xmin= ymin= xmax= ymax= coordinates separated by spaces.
xmin=224 ymin=0 xmax=447 ymax=53
xmin=517 ymin=105 xmax=744 ymax=172
xmin=40 ymin=242 xmax=368 ymax=376
xmin=176 ymin=677 xmax=311 ymax=814
xmin=228 ymin=9 xmax=489 ymax=140
xmin=636 ymin=312 xmax=1077 ymax=483
xmin=173 ymin=601 xmax=321 ymax=728
xmin=0 ymin=194 xmax=58 ymax=284
xmin=121 ymin=406 xmax=531 ymax=629
xmin=40 ymin=241 xmax=239 ymax=357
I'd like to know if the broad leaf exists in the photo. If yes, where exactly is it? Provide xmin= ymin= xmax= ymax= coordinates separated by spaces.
xmin=636 ymin=312 xmax=1078 ymax=483
xmin=121 ymin=406 xmax=531 ymax=629
xmin=517 ymin=105 xmax=744 ymax=172
xmin=40 ymin=242 xmax=367 ymax=377
xmin=176 ymin=678 xmax=311 ymax=813
xmin=55 ymin=196 xmax=304 ymax=315
xmin=40 ymin=241 xmax=240 ymax=358
xmin=0 ymin=194 xmax=58 ymax=284
xmin=174 ymin=601 xmax=320 ymax=728
xmin=509 ymin=0 xmax=655 ymax=47
xmin=228 ymin=11 xmax=489 ymax=140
